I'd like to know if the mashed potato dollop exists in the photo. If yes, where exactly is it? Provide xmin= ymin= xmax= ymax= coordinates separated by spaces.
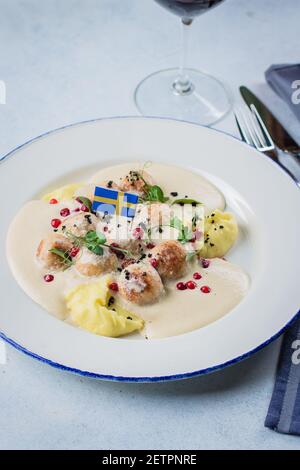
xmin=199 ymin=210 xmax=238 ymax=259
xmin=65 ymin=276 xmax=144 ymax=337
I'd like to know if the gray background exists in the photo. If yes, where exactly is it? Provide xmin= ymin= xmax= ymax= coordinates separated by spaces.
xmin=0 ymin=0 xmax=300 ymax=450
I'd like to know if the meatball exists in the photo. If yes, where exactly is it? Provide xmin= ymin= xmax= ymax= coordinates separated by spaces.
xmin=62 ymin=212 xmax=98 ymax=238
xmin=75 ymin=247 xmax=118 ymax=277
xmin=119 ymin=170 xmax=153 ymax=196
xmin=36 ymin=233 xmax=73 ymax=271
xmin=119 ymin=263 xmax=164 ymax=305
xmin=150 ymin=240 xmax=187 ymax=280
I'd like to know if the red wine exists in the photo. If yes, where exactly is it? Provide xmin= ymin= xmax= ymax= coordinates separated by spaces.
xmin=154 ymin=0 xmax=225 ymax=19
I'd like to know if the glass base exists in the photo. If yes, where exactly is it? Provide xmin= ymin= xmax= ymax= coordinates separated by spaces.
xmin=134 ymin=68 xmax=232 ymax=126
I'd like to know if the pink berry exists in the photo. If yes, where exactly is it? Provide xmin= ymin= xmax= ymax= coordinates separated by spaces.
xmin=60 ymin=208 xmax=70 ymax=217
xmin=70 ymin=247 xmax=80 ymax=258
xmin=176 ymin=282 xmax=187 ymax=291
xmin=44 ymin=274 xmax=54 ymax=283
xmin=51 ymin=218 xmax=61 ymax=229
xmin=193 ymin=272 xmax=202 ymax=280
xmin=49 ymin=198 xmax=58 ymax=205
xmin=81 ymin=204 xmax=89 ymax=212
xmin=150 ymin=258 xmax=158 ymax=269
xmin=109 ymin=282 xmax=119 ymax=292
xmin=201 ymin=286 xmax=211 ymax=294
xmin=132 ymin=227 xmax=144 ymax=240
xmin=201 ymin=258 xmax=210 ymax=269
xmin=186 ymin=280 xmax=197 ymax=290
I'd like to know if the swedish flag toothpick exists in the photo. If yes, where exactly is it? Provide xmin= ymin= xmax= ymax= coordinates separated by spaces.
xmin=92 ymin=186 xmax=138 ymax=218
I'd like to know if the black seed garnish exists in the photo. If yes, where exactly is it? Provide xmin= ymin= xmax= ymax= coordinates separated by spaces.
xmin=53 ymin=229 xmax=58 ymax=232
xmin=108 ymin=296 xmax=115 ymax=307
xmin=62 ymin=225 xmax=66 ymax=231
xmin=127 ymin=316 xmax=133 ymax=321
xmin=107 ymin=180 xmax=113 ymax=188
xmin=170 ymin=192 xmax=178 ymax=197
xmin=220 ymin=225 xmax=224 ymax=229
xmin=158 ymin=227 xmax=163 ymax=233
xmin=124 ymin=269 xmax=130 ymax=280
xmin=84 ymin=214 xmax=92 ymax=224
xmin=210 ymin=243 xmax=215 ymax=247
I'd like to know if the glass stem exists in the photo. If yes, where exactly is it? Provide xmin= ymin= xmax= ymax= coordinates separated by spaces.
xmin=173 ymin=18 xmax=194 ymax=95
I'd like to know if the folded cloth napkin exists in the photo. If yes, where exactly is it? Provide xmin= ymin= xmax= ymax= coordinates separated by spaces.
xmin=265 ymin=63 xmax=300 ymax=121
xmin=264 ymin=63 xmax=300 ymax=435
xmin=265 ymin=317 xmax=300 ymax=435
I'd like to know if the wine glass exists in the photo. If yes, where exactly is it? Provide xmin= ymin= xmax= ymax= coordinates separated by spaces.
xmin=134 ymin=0 xmax=231 ymax=126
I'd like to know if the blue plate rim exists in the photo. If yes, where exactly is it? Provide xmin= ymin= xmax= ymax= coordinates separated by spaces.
xmin=1 ymin=115 xmax=299 ymax=382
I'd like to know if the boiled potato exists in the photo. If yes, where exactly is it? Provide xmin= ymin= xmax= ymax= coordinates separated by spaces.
xmin=65 ymin=275 xmax=144 ymax=337
xmin=42 ymin=183 xmax=83 ymax=203
xmin=199 ymin=209 xmax=238 ymax=259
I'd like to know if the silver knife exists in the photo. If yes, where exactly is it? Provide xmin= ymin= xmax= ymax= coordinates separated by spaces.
xmin=240 ymin=86 xmax=300 ymax=157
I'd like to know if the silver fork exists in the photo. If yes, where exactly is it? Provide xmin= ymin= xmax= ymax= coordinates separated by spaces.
xmin=234 ymin=104 xmax=300 ymax=187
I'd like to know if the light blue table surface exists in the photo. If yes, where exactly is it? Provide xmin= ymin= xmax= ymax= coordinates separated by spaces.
xmin=0 ymin=0 xmax=300 ymax=450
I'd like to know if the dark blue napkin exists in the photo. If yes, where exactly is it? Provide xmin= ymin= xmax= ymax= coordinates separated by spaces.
xmin=265 ymin=63 xmax=300 ymax=121
xmin=265 ymin=318 xmax=300 ymax=435
xmin=264 ymin=63 xmax=300 ymax=436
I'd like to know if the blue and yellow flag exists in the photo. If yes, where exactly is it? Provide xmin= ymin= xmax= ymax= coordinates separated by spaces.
xmin=92 ymin=186 xmax=138 ymax=218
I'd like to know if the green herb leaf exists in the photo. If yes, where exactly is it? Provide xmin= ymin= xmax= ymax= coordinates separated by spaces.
xmin=76 ymin=196 xmax=92 ymax=212
xmin=140 ymin=184 xmax=169 ymax=203
xmin=170 ymin=217 xmax=194 ymax=244
xmin=148 ymin=185 xmax=169 ymax=203
xmin=172 ymin=199 xmax=202 ymax=205
xmin=85 ymin=230 xmax=106 ymax=245
xmin=49 ymin=248 xmax=73 ymax=268
xmin=87 ymin=244 xmax=104 ymax=256
xmin=170 ymin=216 xmax=184 ymax=232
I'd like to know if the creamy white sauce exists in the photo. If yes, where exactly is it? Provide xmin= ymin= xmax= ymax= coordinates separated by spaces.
xmin=128 ymin=258 xmax=249 ymax=339
xmin=6 ymin=162 xmax=249 ymax=339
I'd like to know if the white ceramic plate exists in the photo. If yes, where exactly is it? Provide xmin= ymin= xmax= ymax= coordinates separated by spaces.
xmin=1 ymin=117 xmax=300 ymax=382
